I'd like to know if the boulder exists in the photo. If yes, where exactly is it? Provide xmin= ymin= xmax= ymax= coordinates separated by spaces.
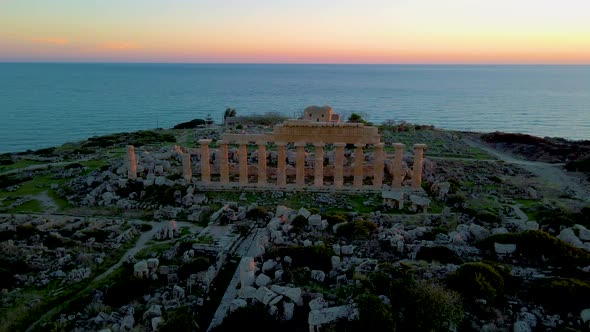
xmin=309 ymin=297 xmax=328 ymax=311
xmin=120 ymin=314 xmax=135 ymax=332
xmin=230 ymin=299 xmax=248 ymax=312
xmin=494 ymin=243 xmax=517 ymax=255
xmin=283 ymin=302 xmax=295 ymax=320
xmin=341 ymin=245 xmax=354 ymax=255
xmin=308 ymin=305 xmax=356 ymax=326
xmin=469 ymin=224 xmax=491 ymax=241
xmin=311 ymin=270 xmax=326 ymax=282
xmin=270 ymin=285 xmax=303 ymax=306
xmin=238 ymin=286 xmax=257 ymax=299
xmin=309 ymin=214 xmax=322 ymax=227
xmin=298 ymin=207 xmax=311 ymax=219
xmin=513 ymin=321 xmax=532 ymax=332
xmin=262 ymin=259 xmax=276 ymax=273
xmin=558 ymin=228 xmax=584 ymax=248
xmin=151 ymin=317 xmax=163 ymax=331
xmin=256 ymin=274 xmax=272 ymax=287
xmin=143 ymin=305 xmax=162 ymax=321
xmin=581 ymin=308 xmax=590 ymax=324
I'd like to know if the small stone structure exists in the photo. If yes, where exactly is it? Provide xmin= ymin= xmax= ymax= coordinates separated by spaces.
xmin=125 ymin=106 xmax=428 ymax=193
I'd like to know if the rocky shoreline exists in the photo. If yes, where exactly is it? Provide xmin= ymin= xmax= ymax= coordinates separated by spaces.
xmin=1 ymin=123 xmax=590 ymax=332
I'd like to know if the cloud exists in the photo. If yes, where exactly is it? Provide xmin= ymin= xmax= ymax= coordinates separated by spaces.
xmin=101 ymin=42 xmax=141 ymax=50
xmin=30 ymin=37 xmax=70 ymax=46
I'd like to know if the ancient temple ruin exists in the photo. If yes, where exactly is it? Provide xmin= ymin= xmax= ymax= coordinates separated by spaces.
xmin=126 ymin=106 xmax=428 ymax=194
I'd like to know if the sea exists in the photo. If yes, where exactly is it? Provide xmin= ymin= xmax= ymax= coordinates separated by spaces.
xmin=1 ymin=63 xmax=589 ymax=153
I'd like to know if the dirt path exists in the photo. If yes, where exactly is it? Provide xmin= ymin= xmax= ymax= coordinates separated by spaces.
xmin=464 ymin=138 xmax=590 ymax=202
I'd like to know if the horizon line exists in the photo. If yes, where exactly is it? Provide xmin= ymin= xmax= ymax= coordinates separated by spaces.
xmin=1 ymin=61 xmax=590 ymax=66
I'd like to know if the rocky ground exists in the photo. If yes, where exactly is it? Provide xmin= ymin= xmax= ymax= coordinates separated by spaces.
xmin=1 ymin=122 xmax=590 ymax=332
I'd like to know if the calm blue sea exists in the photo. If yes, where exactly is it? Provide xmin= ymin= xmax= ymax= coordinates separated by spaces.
xmin=1 ymin=63 xmax=589 ymax=153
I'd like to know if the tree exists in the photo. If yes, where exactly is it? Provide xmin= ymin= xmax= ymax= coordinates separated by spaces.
xmin=223 ymin=108 xmax=236 ymax=120
xmin=347 ymin=113 xmax=369 ymax=125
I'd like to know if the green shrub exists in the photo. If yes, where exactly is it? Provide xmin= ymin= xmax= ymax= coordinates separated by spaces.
xmin=355 ymin=294 xmax=395 ymax=331
xmin=476 ymin=230 xmax=590 ymax=266
xmin=158 ymin=306 xmax=201 ymax=332
xmin=335 ymin=219 xmax=377 ymax=240
xmin=404 ymin=281 xmax=464 ymax=331
xmin=173 ymin=118 xmax=206 ymax=129
xmin=321 ymin=212 xmax=348 ymax=226
xmin=448 ymin=262 xmax=504 ymax=303
xmin=416 ymin=246 xmax=463 ymax=265
xmin=526 ymin=278 xmax=590 ymax=313
xmin=291 ymin=215 xmax=308 ymax=232
xmin=246 ymin=206 xmax=269 ymax=221
xmin=266 ymin=244 xmax=334 ymax=271
xmin=178 ymin=256 xmax=211 ymax=279
xmin=446 ymin=194 xmax=466 ymax=206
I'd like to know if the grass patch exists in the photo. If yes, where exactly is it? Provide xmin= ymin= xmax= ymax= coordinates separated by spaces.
xmin=0 ymin=159 xmax=46 ymax=173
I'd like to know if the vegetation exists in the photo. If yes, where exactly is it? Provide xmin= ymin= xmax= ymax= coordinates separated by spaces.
xmin=447 ymin=262 xmax=505 ymax=303
xmin=335 ymin=219 xmax=377 ymax=240
xmin=174 ymin=118 xmax=206 ymax=129
xmin=476 ymin=230 xmax=590 ymax=266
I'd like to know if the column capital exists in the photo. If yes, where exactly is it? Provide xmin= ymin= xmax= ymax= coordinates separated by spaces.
xmin=198 ymin=139 xmax=212 ymax=145
xmin=217 ymin=140 xmax=228 ymax=145
xmin=354 ymin=143 xmax=366 ymax=148
xmin=333 ymin=142 xmax=347 ymax=147
xmin=392 ymin=143 xmax=405 ymax=148
xmin=294 ymin=142 xmax=306 ymax=147
xmin=414 ymin=143 xmax=428 ymax=149
xmin=312 ymin=142 xmax=325 ymax=148
xmin=374 ymin=143 xmax=385 ymax=148
xmin=275 ymin=141 xmax=288 ymax=147
xmin=256 ymin=141 xmax=267 ymax=146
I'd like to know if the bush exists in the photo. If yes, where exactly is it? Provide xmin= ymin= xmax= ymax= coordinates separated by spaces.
xmin=448 ymin=262 xmax=504 ymax=303
xmin=291 ymin=215 xmax=308 ymax=232
xmin=159 ymin=306 xmax=200 ymax=332
xmin=526 ymin=278 xmax=590 ymax=313
xmin=416 ymin=246 xmax=463 ymax=265
xmin=476 ymin=230 xmax=590 ymax=266
xmin=246 ymin=206 xmax=269 ymax=221
xmin=173 ymin=118 xmax=206 ymax=129
xmin=355 ymin=294 xmax=395 ymax=331
xmin=321 ymin=212 xmax=347 ymax=226
xmin=404 ymin=281 xmax=464 ymax=331
xmin=178 ymin=256 xmax=211 ymax=279
xmin=266 ymin=244 xmax=334 ymax=271
xmin=335 ymin=219 xmax=377 ymax=240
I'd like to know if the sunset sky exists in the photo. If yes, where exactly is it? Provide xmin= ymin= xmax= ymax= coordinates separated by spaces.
xmin=1 ymin=0 xmax=589 ymax=64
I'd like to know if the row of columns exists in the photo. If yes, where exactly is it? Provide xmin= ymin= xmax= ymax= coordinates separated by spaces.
xmin=127 ymin=142 xmax=427 ymax=190
xmin=196 ymin=140 xmax=427 ymax=190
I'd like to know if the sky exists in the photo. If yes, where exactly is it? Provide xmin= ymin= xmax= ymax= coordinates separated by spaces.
xmin=1 ymin=0 xmax=589 ymax=64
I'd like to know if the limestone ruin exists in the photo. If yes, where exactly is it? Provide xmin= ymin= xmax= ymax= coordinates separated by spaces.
xmin=126 ymin=106 xmax=428 ymax=194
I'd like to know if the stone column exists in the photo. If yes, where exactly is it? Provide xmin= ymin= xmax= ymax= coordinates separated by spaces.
xmin=334 ymin=143 xmax=346 ymax=188
xmin=295 ymin=142 xmax=306 ymax=187
xmin=182 ymin=152 xmax=192 ymax=183
xmin=257 ymin=141 xmax=267 ymax=186
xmin=126 ymin=145 xmax=137 ymax=180
xmin=412 ymin=144 xmax=428 ymax=189
xmin=353 ymin=143 xmax=365 ymax=187
xmin=218 ymin=140 xmax=229 ymax=184
xmin=276 ymin=142 xmax=287 ymax=186
xmin=313 ymin=143 xmax=324 ymax=187
xmin=198 ymin=139 xmax=212 ymax=184
xmin=238 ymin=142 xmax=248 ymax=185
xmin=373 ymin=143 xmax=385 ymax=188
xmin=392 ymin=143 xmax=405 ymax=188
